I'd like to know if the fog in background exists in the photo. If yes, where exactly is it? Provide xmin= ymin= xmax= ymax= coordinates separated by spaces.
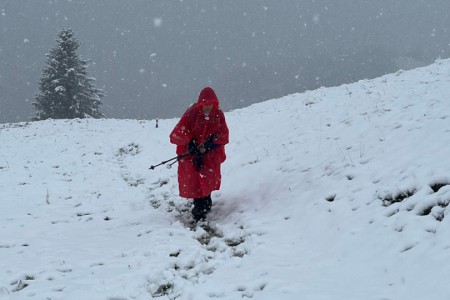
xmin=1 ymin=0 xmax=450 ymax=123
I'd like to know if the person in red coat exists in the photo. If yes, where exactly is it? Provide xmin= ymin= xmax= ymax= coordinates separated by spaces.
xmin=170 ymin=87 xmax=229 ymax=222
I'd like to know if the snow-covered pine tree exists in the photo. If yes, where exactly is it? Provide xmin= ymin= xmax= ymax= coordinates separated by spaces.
xmin=33 ymin=28 xmax=105 ymax=120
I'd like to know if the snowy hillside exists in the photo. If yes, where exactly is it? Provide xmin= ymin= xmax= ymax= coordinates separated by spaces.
xmin=1 ymin=59 xmax=450 ymax=300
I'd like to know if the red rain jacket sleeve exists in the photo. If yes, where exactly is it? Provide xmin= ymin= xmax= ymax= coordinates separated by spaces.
xmin=169 ymin=105 xmax=195 ymax=147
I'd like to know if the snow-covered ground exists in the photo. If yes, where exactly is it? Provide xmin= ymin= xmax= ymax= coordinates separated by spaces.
xmin=1 ymin=59 xmax=450 ymax=300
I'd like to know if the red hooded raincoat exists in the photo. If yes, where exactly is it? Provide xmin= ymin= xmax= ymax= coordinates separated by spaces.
xmin=170 ymin=87 xmax=229 ymax=198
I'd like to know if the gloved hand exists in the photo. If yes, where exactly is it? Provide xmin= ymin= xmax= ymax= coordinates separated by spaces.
xmin=202 ymin=134 xmax=219 ymax=152
xmin=188 ymin=139 xmax=199 ymax=155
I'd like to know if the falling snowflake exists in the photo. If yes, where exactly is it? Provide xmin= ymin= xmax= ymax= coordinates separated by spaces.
xmin=154 ymin=18 xmax=162 ymax=27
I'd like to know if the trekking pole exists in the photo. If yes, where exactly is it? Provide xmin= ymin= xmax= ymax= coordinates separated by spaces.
xmin=165 ymin=152 xmax=190 ymax=169
xmin=149 ymin=152 xmax=189 ymax=170
xmin=149 ymin=134 xmax=218 ymax=170
xmin=166 ymin=157 xmax=182 ymax=169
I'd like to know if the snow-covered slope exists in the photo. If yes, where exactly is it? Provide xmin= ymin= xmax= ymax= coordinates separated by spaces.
xmin=1 ymin=59 xmax=450 ymax=300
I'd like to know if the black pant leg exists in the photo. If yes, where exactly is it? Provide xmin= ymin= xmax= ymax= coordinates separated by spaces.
xmin=191 ymin=196 xmax=211 ymax=221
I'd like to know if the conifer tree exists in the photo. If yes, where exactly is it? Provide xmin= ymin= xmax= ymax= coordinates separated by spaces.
xmin=33 ymin=28 xmax=105 ymax=120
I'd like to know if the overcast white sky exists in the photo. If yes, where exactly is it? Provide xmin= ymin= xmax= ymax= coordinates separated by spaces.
xmin=1 ymin=0 xmax=450 ymax=123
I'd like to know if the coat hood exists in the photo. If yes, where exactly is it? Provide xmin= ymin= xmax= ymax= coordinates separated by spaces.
xmin=197 ymin=87 xmax=219 ymax=109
